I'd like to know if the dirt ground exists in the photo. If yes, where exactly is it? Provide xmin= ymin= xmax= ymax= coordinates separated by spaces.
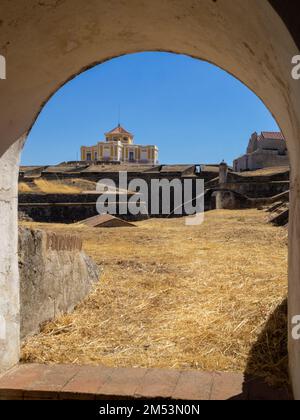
xmin=21 ymin=209 xmax=288 ymax=385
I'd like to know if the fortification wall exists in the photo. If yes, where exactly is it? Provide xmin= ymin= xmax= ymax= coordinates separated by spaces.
xmin=223 ymin=181 xmax=289 ymax=198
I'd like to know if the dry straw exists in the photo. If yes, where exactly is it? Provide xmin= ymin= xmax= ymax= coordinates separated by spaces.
xmin=21 ymin=209 xmax=288 ymax=386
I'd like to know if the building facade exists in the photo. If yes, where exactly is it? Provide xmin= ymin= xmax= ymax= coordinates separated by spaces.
xmin=233 ymin=131 xmax=289 ymax=172
xmin=81 ymin=125 xmax=158 ymax=164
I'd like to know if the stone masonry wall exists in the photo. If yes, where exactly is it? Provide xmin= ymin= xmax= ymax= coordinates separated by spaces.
xmin=18 ymin=227 xmax=100 ymax=340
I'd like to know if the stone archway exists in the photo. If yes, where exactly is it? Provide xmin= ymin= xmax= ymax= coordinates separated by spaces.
xmin=0 ymin=0 xmax=300 ymax=398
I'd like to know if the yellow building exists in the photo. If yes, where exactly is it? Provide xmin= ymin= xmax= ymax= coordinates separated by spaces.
xmin=81 ymin=125 xmax=159 ymax=164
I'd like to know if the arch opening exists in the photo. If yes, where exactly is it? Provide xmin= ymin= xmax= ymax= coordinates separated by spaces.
xmin=18 ymin=52 xmax=289 ymax=391
xmin=0 ymin=0 xmax=299 ymax=399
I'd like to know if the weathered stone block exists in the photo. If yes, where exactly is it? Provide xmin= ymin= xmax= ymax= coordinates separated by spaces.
xmin=18 ymin=227 xmax=100 ymax=340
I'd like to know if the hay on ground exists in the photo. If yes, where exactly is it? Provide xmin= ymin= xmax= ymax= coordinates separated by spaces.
xmin=21 ymin=209 xmax=288 ymax=385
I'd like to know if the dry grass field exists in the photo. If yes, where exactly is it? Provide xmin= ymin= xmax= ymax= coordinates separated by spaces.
xmin=19 ymin=178 xmax=96 ymax=194
xmin=21 ymin=209 xmax=288 ymax=385
xmin=238 ymin=166 xmax=289 ymax=177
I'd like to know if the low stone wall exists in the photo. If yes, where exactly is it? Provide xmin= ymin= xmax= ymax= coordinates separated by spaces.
xmin=207 ymin=188 xmax=290 ymax=211
xmin=228 ymin=170 xmax=290 ymax=183
xmin=19 ymin=227 xmax=100 ymax=340
xmin=208 ymin=190 xmax=251 ymax=210
xmin=222 ymin=181 xmax=289 ymax=198
xmin=18 ymin=203 xmax=148 ymax=223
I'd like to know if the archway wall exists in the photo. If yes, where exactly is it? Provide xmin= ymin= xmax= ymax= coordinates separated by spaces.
xmin=0 ymin=137 xmax=24 ymax=372
xmin=0 ymin=0 xmax=300 ymax=161
xmin=0 ymin=0 xmax=300 ymax=397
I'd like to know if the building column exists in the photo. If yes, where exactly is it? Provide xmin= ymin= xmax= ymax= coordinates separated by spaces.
xmin=216 ymin=161 xmax=229 ymax=210
xmin=0 ymin=137 xmax=24 ymax=373
xmin=219 ymin=161 xmax=228 ymax=185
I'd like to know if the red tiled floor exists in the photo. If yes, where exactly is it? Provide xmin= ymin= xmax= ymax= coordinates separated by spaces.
xmin=0 ymin=364 xmax=293 ymax=400
xmin=98 ymin=367 xmax=147 ymax=399
xmin=23 ymin=364 xmax=80 ymax=399
xmin=172 ymin=370 xmax=213 ymax=400
xmin=0 ymin=364 xmax=80 ymax=400
xmin=134 ymin=368 xmax=181 ymax=399
xmin=61 ymin=365 xmax=113 ymax=399
xmin=210 ymin=372 xmax=246 ymax=400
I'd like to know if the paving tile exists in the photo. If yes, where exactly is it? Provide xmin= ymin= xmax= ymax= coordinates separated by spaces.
xmin=0 ymin=364 xmax=293 ymax=400
xmin=22 ymin=364 xmax=81 ymax=399
xmin=0 ymin=364 xmax=46 ymax=391
xmin=172 ymin=370 xmax=213 ymax=400
xmin=25 ymin=364 xmax=80 ymax=391
xmin=98 ymin=367 xmax=148 ymax=399
xmin=61 ymin=365 xmax=113 ymax=397
xmin=135 ymin=368 xmax=181 ymax=399
xmin=210 ymin=372 xmax=245 ymax=400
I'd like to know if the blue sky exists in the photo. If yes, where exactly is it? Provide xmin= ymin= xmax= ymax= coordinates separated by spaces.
xmin=21 ymin=52 xmax=279 ymax=166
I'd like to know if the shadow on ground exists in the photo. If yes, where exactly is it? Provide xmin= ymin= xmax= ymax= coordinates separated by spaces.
xmin=230 ymin=298 xmax=292 ymax=400
xmin=246 ymin=298 xmax=289 ymax=386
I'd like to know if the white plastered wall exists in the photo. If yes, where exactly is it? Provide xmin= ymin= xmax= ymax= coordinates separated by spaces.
xmin=0 ymin=0 xmax=299 ymax=398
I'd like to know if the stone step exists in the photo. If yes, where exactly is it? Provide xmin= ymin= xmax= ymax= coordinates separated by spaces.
xmin=0 ymin=364 xmax=292 ymax=400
